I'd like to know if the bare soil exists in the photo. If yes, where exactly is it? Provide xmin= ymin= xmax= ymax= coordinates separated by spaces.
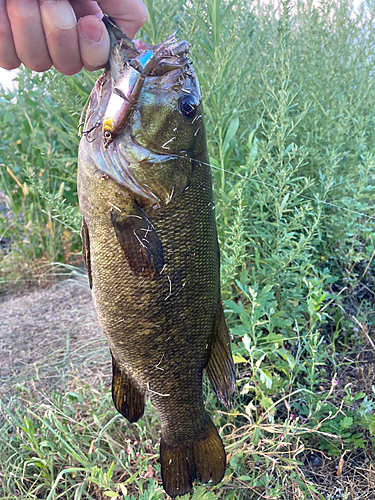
xmin=0 ymin=277 xmax=110 ymax=396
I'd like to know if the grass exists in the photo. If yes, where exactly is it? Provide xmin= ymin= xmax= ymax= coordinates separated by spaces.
xmin=1 ymin=0 xmax=375 ymax=498
xmin=0 ymin=370 xmax=328 ymax=500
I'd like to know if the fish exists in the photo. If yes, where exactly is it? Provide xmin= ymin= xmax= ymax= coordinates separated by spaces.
xmin=77 ymin=17 xmax=235 ymax=498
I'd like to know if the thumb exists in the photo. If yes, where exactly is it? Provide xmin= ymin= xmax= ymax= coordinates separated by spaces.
xmin=94 ymin=0 xmax=147 ymax=39
xmin=77 ymin=15 xmax=110 ymax=71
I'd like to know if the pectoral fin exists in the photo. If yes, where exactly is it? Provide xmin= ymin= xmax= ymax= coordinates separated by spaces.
xmin=81 ymin=217 xmax=92 ymax=289
xmin=111 ymin=353 xmax=145 ymax=423
xmin=205 ymin=302 xmax=235 ymax=409
xmin=111 ymin=202 xmax=164 ymax=278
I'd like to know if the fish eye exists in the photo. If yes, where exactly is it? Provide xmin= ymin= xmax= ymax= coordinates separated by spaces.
xmin=179 ymin=96 xmax=197 ymax=120
xmin=102 ymin=128 xmax=113 ymax=148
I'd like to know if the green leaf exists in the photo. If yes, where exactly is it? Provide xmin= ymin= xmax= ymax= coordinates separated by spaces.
xmin=247 ymin=134 xmax=258 ymax=166
xmin=124 ymin=470 xmax=140 ymax=485
xmin=340 ymin=417 xmax=353 ymax=430
xmin=103 ymin=491 xmax=118 ymax=498
xmin=280 ymin=193 xmax=290 ymax=213
xmin=66 ymin=391 xmax=83 ymax=403
xmin=222 ymin=112 xmax=239 ymax=154
xmin=258 ymin=368 xmax=272 ymax=389
xmin=191 ymin=486 xmax=219 ymax=499
xmin=3 ymin=111 xmax=13 ymax=124
xmin=261 ymin=333 xmax=286 ymax=344
xmin=232 ymin=353 xmax=247 ymax=364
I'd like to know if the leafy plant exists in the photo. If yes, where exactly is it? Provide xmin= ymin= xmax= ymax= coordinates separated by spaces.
xmin=1 ymin=0 xmax=375 ymax=498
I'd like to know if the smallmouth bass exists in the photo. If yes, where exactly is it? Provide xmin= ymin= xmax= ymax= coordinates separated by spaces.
xmin=77 ymin=18 xmax=235 ymax=497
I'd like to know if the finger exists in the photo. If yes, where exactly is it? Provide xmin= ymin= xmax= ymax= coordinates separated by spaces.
xmin=39 ymin=0 xmax=83 ymax=75
xmin=77 ymin=14 xmax=109 ymax=71
xmin=95 ymin=0 xmax=147 ymax=38
xmin=70 ymin=0 xmax=102 ymax=19
xmin=0 ymin=0 xmax=20 ymax=69
xmin=6 ymin=0 xmax=52 ymax=72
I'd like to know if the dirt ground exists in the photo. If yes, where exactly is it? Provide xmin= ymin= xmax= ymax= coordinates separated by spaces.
xmin=0 ymin=277 xmax=110 ymax=396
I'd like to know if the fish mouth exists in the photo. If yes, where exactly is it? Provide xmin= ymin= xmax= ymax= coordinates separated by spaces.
xmin=80 ymin=126 xmax=178 ymax=204
xmin=99 ymin=21 xmax=190 ymax=149
xmin=79 ymin=20 xmax=192 ymax=204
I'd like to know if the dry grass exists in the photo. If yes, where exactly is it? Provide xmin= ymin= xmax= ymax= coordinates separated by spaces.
xmin=0 ymin=276 xmax=109 ymax=396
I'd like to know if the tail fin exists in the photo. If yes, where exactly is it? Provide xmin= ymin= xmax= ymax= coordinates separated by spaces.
xmin=160 ymin=419 xmax=226 ymax=498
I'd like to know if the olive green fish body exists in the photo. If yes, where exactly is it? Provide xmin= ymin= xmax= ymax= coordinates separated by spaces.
xmin=78 ymin=19 xmax=234 ymax=497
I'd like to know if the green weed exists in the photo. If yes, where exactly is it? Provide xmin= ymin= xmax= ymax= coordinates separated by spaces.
xmin=1 ymin=0 xmax=375 ymax=498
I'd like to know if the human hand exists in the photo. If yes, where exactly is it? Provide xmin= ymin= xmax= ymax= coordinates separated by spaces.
xmin=0 ymin=0 xmax=147 ymax=75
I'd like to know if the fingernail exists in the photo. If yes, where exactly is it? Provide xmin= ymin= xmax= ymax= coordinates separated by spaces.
xmin=79 ymin=19 xmax=104 ymax=44
xmin=78 ymin=17 xmax=110 ymax=69
xmin=40 ymin=1 xmax=76 ymax=37
xmin=93 ymin=11 xmax=104 ymax=21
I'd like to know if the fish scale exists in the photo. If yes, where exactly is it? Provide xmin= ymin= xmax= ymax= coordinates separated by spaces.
xmin=78 ymin=17 xmax=235 ymax=497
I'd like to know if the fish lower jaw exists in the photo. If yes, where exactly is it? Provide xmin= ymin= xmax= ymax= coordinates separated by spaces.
xmin=80 ymin=138 xmax=160 ymax=204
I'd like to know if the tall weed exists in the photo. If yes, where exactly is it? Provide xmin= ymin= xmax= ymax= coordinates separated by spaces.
xmin=1 ymin=0 xmax=375 ymax=498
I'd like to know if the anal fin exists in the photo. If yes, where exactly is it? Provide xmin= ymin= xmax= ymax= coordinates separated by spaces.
xmin=111 ymin=353 xmax=145 ymax=423
xmin=205 ymin=302 xmax=235 ymax=409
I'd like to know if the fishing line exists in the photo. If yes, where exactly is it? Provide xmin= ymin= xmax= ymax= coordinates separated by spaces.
xmin=173 ymin=153 xmax=375 ymax=223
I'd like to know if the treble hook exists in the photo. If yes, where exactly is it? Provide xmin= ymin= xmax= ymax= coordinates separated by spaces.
xmin=81 ymin=121 xmax=101 ymax=143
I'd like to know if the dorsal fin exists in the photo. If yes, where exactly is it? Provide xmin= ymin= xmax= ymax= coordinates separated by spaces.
xmin=205 ymin=301 xmax=235 ymax=409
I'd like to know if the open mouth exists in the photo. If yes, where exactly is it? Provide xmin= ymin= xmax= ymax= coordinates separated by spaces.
xmin=100 ymin=24 xmax=190 ymax=149
xmin=80 ymin=123 xmax=178 ymax=204
xmin=79 ymin=19 xmax=195 ymax=204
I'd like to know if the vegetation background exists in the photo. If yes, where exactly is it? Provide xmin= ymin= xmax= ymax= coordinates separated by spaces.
xmin=0 ymin=0 xmax=374 ymax=498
